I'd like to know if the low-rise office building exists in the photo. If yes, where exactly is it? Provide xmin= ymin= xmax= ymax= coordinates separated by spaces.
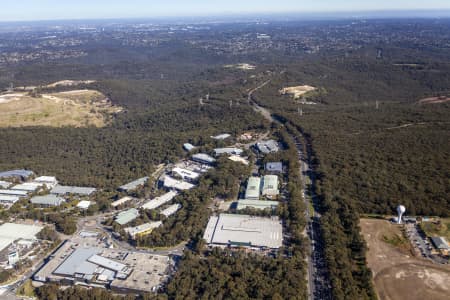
xmin=262 ymin=175 xmax=279 ymax=197
xmin=141 ymin=191 xmax=178 ymax=210
xmin=237 ymin=199 xmax=279 ymax=210
xmin=160 ymin=203 xmax=182 ymax=217
xmin=256 ymin=140 xmax=279 ymax=154
xmin=33 ymin=176 xmax=58 ymax=189
xmin=124 ymin=222 xmax=162 ymax=239
xmin=51 ymin=185 xmax=97 ymax=196
xmin=265 ymin=162 xmax=283 ymax=173
xmin=118 ymin=177 xmax=149 ymax=192
xmin=191 ymin=153 xmax=216 ymax=165
xmin=114 ymin=208 xmax=139 ymax=226
xmin=245 ymin=177 xmax=261 ymax=200
xmin=111 ymin=196 xmax=133 ymax=208
xmin=30 ymin=194 xmax=65 ymax=207
xmin=214 ymin=148 xmax=243 ymax=156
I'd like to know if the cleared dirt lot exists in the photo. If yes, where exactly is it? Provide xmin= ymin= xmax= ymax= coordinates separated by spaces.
xmin=279 ymin=85 xmax=316 ymax=99
xmin=0 ymin=89 xmax=122 ymax=127
xmin=361 ymin=219 xmax=450 ymax=300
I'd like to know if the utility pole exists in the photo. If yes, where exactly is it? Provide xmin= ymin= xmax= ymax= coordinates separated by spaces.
xmin=376 ymin=101 xmax=379 ymax=110
xmin=298 ymin=107 xmax=303 ymax=116
xmin=229 ymin=100 xmax=233 ymax=109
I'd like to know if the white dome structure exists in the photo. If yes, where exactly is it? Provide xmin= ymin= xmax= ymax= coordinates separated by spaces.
xmin=396 ymin=205 xmax=406 ymax=224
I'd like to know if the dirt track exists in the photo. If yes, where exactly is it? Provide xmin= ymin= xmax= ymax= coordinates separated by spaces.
xmin=360 ymin=219 xmax=450 ymax=300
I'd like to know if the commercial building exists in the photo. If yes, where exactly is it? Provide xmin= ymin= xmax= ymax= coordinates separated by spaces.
xmin=211 ymin=133 xmax=231 ymax=140
xmin=0 ymin=170 xmax=34 ymax=181
xmin=141 ymin=191 xmax=178 ymax=210
xmin=262 ymin=175 xmax=279 ymax=197
xmin=51 ymin=185 xmax=97 ymax=196
xmin=237 ymin=199 xmax=279 ymax=210
xmin=31 ymin=194 xmax=65 ymax=206
xmin=162 ymin=176 xmax=195 ymax=191
xmin=0 ymin=223 xmax=42 ymax=252
xmin=183 ymin=143 xmax=195 ymax=152
xmin=265 ymin=162 xmax=283 ymax=173
xmin=214 ymin=148 xmax=243 ymax=156
xmin=0 ymin=181 xmax=12 ymax=189
xmin=160 ymin=203 xmax=182 ymax=217
xmin=245 ymin=177 xmax=261 ymax=200
xmin=33 ymin=176 xmax=58 ymax=189
xmin=114 ymin=208 xmax=139 ymax=225
xmin=256 ymin=140 xmax=279 ymax=154
xmin=172 ymin=167 xmax=200 ymax=182
xmin=111 ymin=196 xmax=133 ymax=208
xmin=191 ymin=153 xmax=216 ymax=165
xmin=118 ymin=177 xmax=149 ymax=192
xmin=11 ymin=182 xmax=43 ymax=192
xmin=124 ymin=222 xmax=162 ymax=239
xmin=203 ymin=214 xmax=283 ymax=249
xmin=77 ymin=200 xmax=91 ymax=209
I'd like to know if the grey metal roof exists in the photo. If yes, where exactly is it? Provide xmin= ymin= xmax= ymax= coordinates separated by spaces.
xmin=0 ymin=170 xmax=34 ymax=179
xmin=30 ymin=194 xmax=65 ymax=206
xmin=183 ymin=143 xmax=195 ymax=152
xmin=0 ymin=189 xmax=29 ymax=196
xmin=118 ymin=177 xmax=149 ymax=191
xmin=115 ymin=208 xmax=139 ymax=225
xmin=214 ymin=148 xmax=243 ymax=156
xmin=51 ymin=185 xmax=97 ymax=196
xmin=237 ymin=199 xmax=279 ymax=210
xmin=54 ymin=248 xmax=100 ymax=276
xmin=203 ymin=214 xmax=283 ymax=249
xmin=192 ymin=153 xmax=216 ymax=164
xmin=265 ymin=162 xmax=283 ymax=173
xmin=245 ymin=177 xmax=261 ymax=200
xmin=431 ymin=237 xmax=449 ymax=250
xmin=0 ymin=181 xmax=12 ymax=189
xmin=262 ymin=175 xmax=279 ymax=196
xmin=256 ymin=140 xmax=279 ymax=154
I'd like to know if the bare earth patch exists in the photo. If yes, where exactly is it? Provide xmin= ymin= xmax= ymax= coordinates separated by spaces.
xmin=279 ymin=85 xmax=316 ymax=99
xmin=0 ymin=89 xmax=122 ymax=128
xmin=361 ymin=219 xmax=450 ymax=300
xmin=224 ymin=63 xmax=256 ymax=70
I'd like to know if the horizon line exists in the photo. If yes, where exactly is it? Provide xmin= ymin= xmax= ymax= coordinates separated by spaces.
xmin=1 ymin=9 xmax=450 ymax=24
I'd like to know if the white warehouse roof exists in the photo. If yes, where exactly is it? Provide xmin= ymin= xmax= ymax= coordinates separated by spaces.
xmin=262 ymin=175 xmax=279 ymax=197
xmin=31 ymin=194 xmax=65 ymax=206
xmin=214 ymin=148 xmax=243 ymax=156
xmin=11 ymin=182 xmax=43 ymax=192
xmin=162 ymin=176 xmax=195 ymax=191
xmin=172 ymin=167 xmax=200 ymax=181
xmin=77 ymin=200 xmax=92 ymax=209
xmin=160 ymin=203 xmax=182 ymax=217
xmin=203 ymin=214 xmax=283 ymax=249
xmin=191 ymin=153 xmax=216 ymax=164
xmin=141 ymin=191 xmax=178 ymax=210
xmin=0 ymin=223 xmax=43 ymax=252
xmin=111 ymin=196 xmax=133 ymax=208
xmin=0 ymin=181 xmax=12 ymax=189
xmin=0 ymin=189 xmax=29 ymax=197
xmin=245 ymin=177 xmax=261 ymax=200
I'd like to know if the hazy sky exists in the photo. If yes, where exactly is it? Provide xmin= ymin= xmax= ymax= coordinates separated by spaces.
xmin=1 ymin=0 xmax=450 ymax=21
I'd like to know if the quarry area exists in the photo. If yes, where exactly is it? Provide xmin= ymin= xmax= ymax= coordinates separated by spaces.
xmin=360 ymin=218 xmax=450 ymax=300
xmin=279 ymin=85 xmax=316 ymax=99
xmin=0 ymin=83 xmax=122 ymax=128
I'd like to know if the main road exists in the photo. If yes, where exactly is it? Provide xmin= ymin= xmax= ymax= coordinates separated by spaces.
xmin=247 ymin=79 xmax=331 ymax=300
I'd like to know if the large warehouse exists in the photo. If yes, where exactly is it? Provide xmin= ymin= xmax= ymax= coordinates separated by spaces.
xmin=203 ymin=214 xmax=283 ymax=249
xmin=0 ymin=223 xmax=43 ymax=252
xmin=245 ymin=177 xmax=261 ymax=200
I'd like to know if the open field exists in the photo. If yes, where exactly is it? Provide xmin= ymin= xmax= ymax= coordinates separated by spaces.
xmin=420 ymin=219 xmax=450 ymax=241
xmin=279 ymin=85 xmax=316 ymax=99
xmin=0 ymin=89 xmax=122 ymax=127
xmin=361 ymin=219 xmax=450 ymax=300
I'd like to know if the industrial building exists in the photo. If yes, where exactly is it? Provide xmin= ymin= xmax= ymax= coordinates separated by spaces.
xmin=51 ymin=185 xmax=97 ymax=196
xmin=11 ymin=182 xmax=43 ymax=192
xmin=33 ymin=176 xmax=58 ymax=189
xmin=237 ymin=199 xmax=279 ymax=210
xmin=261 ymin=175 xmax=279 ymax=197
xmin=30 ymin=194 xmax=65 ymax=206
xmin=162 ymin=176 xmax=195 ymax=191
xmin=118 ymin=177 xmax=149 ymax=192
xmin=0 ymin=222 xmax=42 ymax=253
xmin=211 ymin=133 xmax=231 ymax=140
xmin=0 ymin=189 xmax=29 ymax=197
xmin=172 ymin=167 xmax=200 ymax=182
xmin=191 ymin=153 xmax=216 ymax=165
xmin=183 ymin=143 xmax=195 ymax=152
xmin=256 ymin=140 xmax=279 ymax=154
xmin=0 ymin=181 xmax=12 ymax=189
xmin=111 ymin=196 xmax=133 ymax=208
xmin=114 ymin=208 xmax=139 ymax=225
xmin=0 ymin=170 xmax=34 ymax=181
xmin=124 ymin=222 xmax=162 ymax=239
xmin=141 ymin=191 xmax=178 ymax=210
xmin=77 ymin=200 xmax=91 ymax=209
xmin=245 ymin=177 xmax=261 ymax=200
xmin=160 ymin=203 xmax=182 ymax=217
xmin=203 ymin=214 xmax=283 ymax=249
xmin=214 ymin=148 xmax=243 ymax=156
xmin=228 ymin=155 xmax=249 ymax=165
xmin=265 ymin=162 xmax=283 ymax=173
xmin=34 ymin=241 xmax=171 ymax=293
xmin=0 ymin=195 xmax=20 ymax=204
xmin=431 ymin=237 xmax=449 ymax=255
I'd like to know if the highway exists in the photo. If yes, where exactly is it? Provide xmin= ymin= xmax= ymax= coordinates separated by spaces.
xmin=247 ymin=79 xmax=331 ymax=300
